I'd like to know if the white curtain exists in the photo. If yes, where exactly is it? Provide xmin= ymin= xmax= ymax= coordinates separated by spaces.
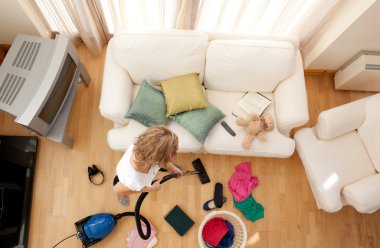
xmin=67 ymin=0 xmax=103 ymax=55
xmin=176 ymin=0 xmax=200 ymax=29
xmin=21 ymin=0 xmax=344 ymax=54
xmin=21 ymin=0 xmax=104 ymax=56
xmin=96 ymin=0 xmax=182 ymax=36
xmin=195 ymin=0 xmax=345 ymax=38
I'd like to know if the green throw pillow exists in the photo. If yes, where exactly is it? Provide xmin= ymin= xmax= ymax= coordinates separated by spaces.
xmin=125 ymin=80 xmax=168 ymax=127
xmin=170 ymin=104 xmax=226 ymax=143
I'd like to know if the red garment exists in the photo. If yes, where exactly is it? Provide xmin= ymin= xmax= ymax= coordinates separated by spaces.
xmin=228 ymin=162 xmax=259 ymax=202
xmin=202 ymin=217 xmax=229 ymax=247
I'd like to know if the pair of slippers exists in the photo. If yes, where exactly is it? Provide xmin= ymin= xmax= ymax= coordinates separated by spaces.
xmin=203 ymin=183 xmax=227 ymax=211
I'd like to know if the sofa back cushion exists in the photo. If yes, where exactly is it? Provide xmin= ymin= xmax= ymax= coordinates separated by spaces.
xmin=110 ymin=31 xmax=209 ymax=85
xmin=358 ymin=93 xmax=380 ymax=172
xmin=204 ymin=40 xmax=296 ymax=92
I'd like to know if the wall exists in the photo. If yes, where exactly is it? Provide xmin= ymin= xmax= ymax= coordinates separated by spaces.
xmin=0 ymin=0 xmax=40 ymax=44
xmin=303 ymin=0 xmax=380 ymax=70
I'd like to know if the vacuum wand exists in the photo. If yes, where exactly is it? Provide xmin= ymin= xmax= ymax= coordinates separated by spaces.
xmin=160 ymin=158 xmax=210 ymax=184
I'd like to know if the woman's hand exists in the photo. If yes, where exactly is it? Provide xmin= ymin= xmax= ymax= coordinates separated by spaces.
xmin=165 ymin=162 xmax=183 ymax=178
xmin=150 ymin=180 xmax=162 ymax=191
xmin=173 ymin=166 xmax=183 ymax=178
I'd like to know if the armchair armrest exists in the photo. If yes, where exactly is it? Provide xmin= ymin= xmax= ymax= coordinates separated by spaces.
xmin=294 ymin=128 xmax=343 ymax=213
xmin=99 ymin=39 xmax=133 ymax=126
xmin=274 ymin=51 xmax=309 ymax=136
xmin=316 ymin=98 xmax=366 ymax=140
xmin=343 ymin=173 xmax=380 ymax=213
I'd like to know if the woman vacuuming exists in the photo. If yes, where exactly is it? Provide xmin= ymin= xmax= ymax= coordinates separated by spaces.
xmin=113 ymin=125 xmax=183 ymax=206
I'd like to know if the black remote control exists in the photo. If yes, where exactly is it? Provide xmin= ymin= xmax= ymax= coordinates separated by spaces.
xmin=221 ymin=121 xmax=236 ymax=136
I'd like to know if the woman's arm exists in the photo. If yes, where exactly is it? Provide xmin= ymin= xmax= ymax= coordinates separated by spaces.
xmin=113 ymin=179 xmax=162 ymax=195
xmin=164 ymin=162 xmax=183 ymax=176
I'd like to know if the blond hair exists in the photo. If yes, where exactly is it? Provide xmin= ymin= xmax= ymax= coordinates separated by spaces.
xmin=133 ymin=125 xmax=178 ymax=168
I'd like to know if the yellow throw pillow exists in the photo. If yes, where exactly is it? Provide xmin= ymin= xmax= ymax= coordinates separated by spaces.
xmin=160 ymin=73 xmax=208 ymax=117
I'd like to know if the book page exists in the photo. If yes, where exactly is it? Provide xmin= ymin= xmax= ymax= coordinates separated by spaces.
xmin=233 ymin=92 xmax=271 ymax=118
xmin=232 ymin=104 xmax=250 ymax=119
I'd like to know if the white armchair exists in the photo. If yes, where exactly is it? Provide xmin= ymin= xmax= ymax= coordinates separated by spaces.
xmin=294 ymin=93 xmax=380 ymax=213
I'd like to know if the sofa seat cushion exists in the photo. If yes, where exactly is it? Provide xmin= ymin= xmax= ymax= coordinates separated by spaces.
xmin=110 ymin=31 xmax=208 ymax=86
xmin=203 ymin=90 xmax=295 ymax=157
xmin=107 ymin=120 xmax=202 ymax=153
xmin=342 ymin=173 xmax=380 ymax=213
xmin=204 ymin=40 xmax=295 ymax=92
xmin=358 ymin=93 xmax=380 ymax=172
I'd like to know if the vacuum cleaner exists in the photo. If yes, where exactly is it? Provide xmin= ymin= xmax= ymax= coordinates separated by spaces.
xmin=52 ymin=159 xmax=210 ymax=248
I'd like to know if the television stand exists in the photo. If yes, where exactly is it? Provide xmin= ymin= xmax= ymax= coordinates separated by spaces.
xmin=46 ymin=63 xmax=90 ymax=148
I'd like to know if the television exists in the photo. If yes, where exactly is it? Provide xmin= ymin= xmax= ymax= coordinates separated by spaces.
xmin=0 ymin=34 xmax=82 ymax=136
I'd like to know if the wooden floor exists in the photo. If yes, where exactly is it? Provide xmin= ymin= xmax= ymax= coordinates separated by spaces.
xmin=1 ymin=45 xmax=379 ymax=248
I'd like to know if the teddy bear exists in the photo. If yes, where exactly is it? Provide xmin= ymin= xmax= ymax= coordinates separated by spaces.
xmin=236 ymin=113 xmax=274 ymax=149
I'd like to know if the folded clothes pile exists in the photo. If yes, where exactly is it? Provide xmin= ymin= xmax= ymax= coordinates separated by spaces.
xmin=228 ymin=162 xmax=264 ymax=222
xmin=127 ymin=222 xmax=158 ymax=248
xmin=202 ymin=217 xmax=235 ymax=248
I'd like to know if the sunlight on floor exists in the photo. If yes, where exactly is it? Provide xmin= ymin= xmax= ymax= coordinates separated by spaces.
xmin=246 ymin=232 xmax=260 ymax=247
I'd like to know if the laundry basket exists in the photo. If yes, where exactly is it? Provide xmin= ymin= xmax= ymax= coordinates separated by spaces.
xmin=198 ymin=210 xmax=247 ymax=248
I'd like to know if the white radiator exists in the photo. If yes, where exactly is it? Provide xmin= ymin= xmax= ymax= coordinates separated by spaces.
xmin=334 ymin=52 xmax=380 ymax=91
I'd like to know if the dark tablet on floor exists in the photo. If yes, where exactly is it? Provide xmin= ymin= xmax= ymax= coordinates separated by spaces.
xmin=164 ymin=205 xmax=194 ymax=236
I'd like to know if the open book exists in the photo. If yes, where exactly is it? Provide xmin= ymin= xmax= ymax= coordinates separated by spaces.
xmin=232 ymin=92 xmax=271 ymax=119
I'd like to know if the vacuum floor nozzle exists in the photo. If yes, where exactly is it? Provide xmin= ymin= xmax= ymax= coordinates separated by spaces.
xmin=192 ymin=158 xmax=210 ymax=184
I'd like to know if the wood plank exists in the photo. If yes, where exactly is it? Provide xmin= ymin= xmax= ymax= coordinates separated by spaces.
xmin=0 ymin=45 xmax=378 ymax=248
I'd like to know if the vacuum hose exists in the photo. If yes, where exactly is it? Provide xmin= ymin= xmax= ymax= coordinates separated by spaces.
xmin=115 ymin=173 xmax=179 ymax=240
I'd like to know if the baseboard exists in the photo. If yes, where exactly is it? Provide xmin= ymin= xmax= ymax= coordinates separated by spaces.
xmin=304 ymin=69 xmax=336 ymax=76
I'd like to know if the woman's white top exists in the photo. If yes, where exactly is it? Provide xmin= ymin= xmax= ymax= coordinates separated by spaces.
xmin=116 ymin=145 xmax=160 ymax=191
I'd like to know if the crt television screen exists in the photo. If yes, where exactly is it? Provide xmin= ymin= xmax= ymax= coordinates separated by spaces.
xmin=38 ymin=55 xmax=77 ymax=124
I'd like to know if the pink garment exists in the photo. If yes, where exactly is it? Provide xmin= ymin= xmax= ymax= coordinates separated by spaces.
xmin=228 ymin=162 xmax=259 ymax=202
xmin=127 ymin=222 xmax=157 ymax=248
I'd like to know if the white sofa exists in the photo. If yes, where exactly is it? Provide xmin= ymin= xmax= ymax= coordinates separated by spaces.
xmin=99 ymin=30 xmax=309 ymax=158
xmin=294 ymin=94 xmax=380 ymax=213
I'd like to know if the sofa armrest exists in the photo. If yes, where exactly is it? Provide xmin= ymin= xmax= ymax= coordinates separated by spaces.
xmin=274 ymin=51 xmax=309 ymax=136
xmin=316 ymin=98 xmax=366 ymax=140
xmin=99 ymin=39 xmax=133 ymax=126
xmin=342 ymin=173 xmax=380 ymax=213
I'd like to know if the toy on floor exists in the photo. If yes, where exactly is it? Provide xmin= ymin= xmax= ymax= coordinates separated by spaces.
xmin=236 ymin=113 xmax=274 ymax=149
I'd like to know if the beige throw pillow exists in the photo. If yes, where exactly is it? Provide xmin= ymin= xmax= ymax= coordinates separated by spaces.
xmin=160 ymin=73 xmax=208 ymax=117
